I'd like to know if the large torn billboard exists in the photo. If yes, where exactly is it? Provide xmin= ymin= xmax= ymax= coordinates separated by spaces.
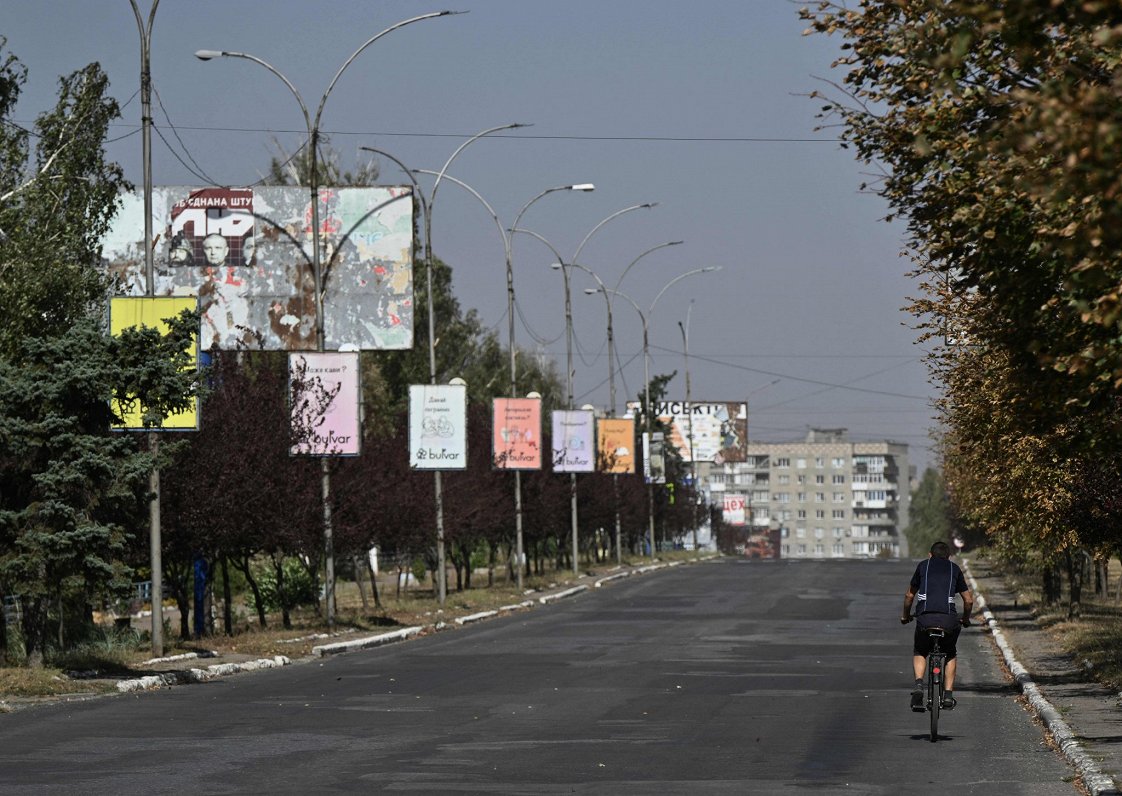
xmin=102 ymin=186 xmax=414 ymax=351
xmin=627 ymin=401 xmax=748 ymax=464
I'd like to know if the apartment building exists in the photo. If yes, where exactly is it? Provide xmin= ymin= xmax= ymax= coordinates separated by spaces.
xmin=699 ymin=428 xmax=911 ymax=559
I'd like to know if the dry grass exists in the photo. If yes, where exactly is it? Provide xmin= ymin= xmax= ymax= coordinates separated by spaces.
xmin=986 ymin=551 xmax=1122 ymax=690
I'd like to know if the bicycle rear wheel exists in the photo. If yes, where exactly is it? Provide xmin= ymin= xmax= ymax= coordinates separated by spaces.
xmin=929 ymin=685 xmax=940 ymax=742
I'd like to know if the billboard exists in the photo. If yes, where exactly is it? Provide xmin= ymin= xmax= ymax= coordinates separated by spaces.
xmin=722 ymin=493 xmax=747 ymax=527
xmin=289 ymin=352 xmax=360 ymax=456
xmin=597 ymin=417 xmax=635 ymax=474
xmin=110 ymin=296 xmax=199 ymax=430
xmin=627 ymin=401 xmax=748 ymax=463
xmin=493 ymin=398 xmax=542 ymax=470
xmin=102 ymin=186 xmax=414 ymax=352
xmin=409 ymin=384 xmax=467 ymax=470
xmin=551 ymin=409 xmax=596 ymax=473
xmin=643 ymin=431 xmax=666 ymax=484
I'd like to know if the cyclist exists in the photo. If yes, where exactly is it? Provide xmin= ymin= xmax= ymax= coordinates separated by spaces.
xmin=900 ymin=541 xmax=974 ymax=710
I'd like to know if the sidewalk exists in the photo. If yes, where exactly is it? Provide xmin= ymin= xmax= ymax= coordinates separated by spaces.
xmin=965 ymin=557 xmax=1122 ymax=796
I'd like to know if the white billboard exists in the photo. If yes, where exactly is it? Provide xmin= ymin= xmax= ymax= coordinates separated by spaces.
xmin=409 ymin=384 xmax=467 ymax=470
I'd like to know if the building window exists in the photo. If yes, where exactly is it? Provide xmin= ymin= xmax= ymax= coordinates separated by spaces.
xmin=797 ymin=474 xmax=806 ymax=484
xmin=815 ymin=457 xmax=824 ymax=468
xmin=832 ymin=474 xmax=845 ymax=485
xmin=777 ymin=474 xmax=790 ymax=485
xmin=868 ymin=490 xmax=887 ymax=501
xmin=832 ymin=527 xmax=844 ymax=538
xmin=796 ymin=458 xmax=807 ymax=469
xmin=774 ymin=492 xmax=790 ymax=503
xmin=796 ymin=527 xmax=806 ymax=538
xmin=776 ymin=457 xmax=790 ymax=468
xmin=833 ymin=492 xmax=846 ymax=503
xmin=814 ymin=543 xmax=825 ymax=557
xmin=815 ymin=492 xmax=825 ymax=503
xmin=832 ymin=457 xmax=846 ymax=468
xmin=797 ymin=509 xmax=806 ymax=519
xmin=815 ymin=509 xmax=825 ymax=519
xmin=815 ymin=474 xmax=825 ymax=484
xmin=797 ymin=544 xmax=807 ymax=556
xmin=814 ymin=527 xmax=824 ymax=539
xmin=833 ymin=542 xmax=845 ymax=556
xmin=832 ymin=509 xmax=845 ymax=519
xmin=797 ymin=492 xmax=807 ymax=502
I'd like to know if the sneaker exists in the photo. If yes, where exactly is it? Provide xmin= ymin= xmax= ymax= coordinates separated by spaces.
xmin=941 ymin=694 xmax=957 ymax=710
xmin=910 ymin=687 xmax=924 ymax=712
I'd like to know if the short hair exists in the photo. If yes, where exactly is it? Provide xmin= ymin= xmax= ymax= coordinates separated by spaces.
xmin=930 ymin=541 xmax=951 ymax=559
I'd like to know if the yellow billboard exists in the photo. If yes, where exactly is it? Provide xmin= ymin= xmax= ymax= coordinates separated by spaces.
xmin=110 ymin=296 xmax=199 ymax=430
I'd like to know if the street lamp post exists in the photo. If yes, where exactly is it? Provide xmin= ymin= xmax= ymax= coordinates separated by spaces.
xmin=130 ymin=0 xmax=163 ymax=656
xmin=600 ymin=267 xmax=720 ymax=559
xmin=361 ymin=125 xmax=522 ymax=605
xmin=412 ymin=170 xmax=593 ymax=590
xmin=678 ymin=302 xmax=698 ymax=553
xmin=196 ymin=11 xmax=457 ymax=627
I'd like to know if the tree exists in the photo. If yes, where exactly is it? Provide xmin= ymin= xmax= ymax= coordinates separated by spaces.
xmin=801 ymin=1 xmax=1122 ymax=586
xmin=0 ymin=44 xmax=196 ymax=664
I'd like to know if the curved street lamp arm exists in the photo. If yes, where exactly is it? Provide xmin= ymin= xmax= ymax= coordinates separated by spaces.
xmin=314 ymin=11 xmax=465 ymax=130
xmin=359 ymin=145 xmax=429 ymax=246
xmin=649 ymin=266 xmax=721 ymax=316
xmin=572 ymin=202 xmax=658 ymax=266
xmin=197 ymin=50 xmax=312 ymax=136
xmin=430 ymin=123 xmax=528 ymax=209
xmin=413 ymin=168 xmax=508 ymax=256
xmin=614 ymin=239 xmax=685 ymax=293
xmin=509 ymin=226 xmax=565 ymax=265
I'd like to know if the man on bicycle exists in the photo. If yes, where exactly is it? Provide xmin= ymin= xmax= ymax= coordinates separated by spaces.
xmin=901 ymin=541 xmax=974 ymax=710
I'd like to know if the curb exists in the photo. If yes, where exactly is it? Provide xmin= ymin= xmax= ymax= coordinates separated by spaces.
xmin=964 ymin=561 xmax=1120 ymax=796
xmin=313 ymin=626 xmax=422 ymax=657
xmin=117 ymin=655 xmax=291 ymax=693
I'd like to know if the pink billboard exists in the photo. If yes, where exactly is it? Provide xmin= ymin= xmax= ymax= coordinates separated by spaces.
xmin=289 ymin=352 xmax=360 ymax=456
xmin=492 ymin=398 xmax=542 ymax=470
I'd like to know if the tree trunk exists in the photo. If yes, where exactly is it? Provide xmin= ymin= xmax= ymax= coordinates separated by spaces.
xmin=221 ymin=556 xmax=233 ymax=636
xmin=232 ymin=557 xmax=267 ymax=628
xmin=274 ymin=556 xmax=291 ymax=630
xmin=1065 ymin=549 xmax=1083 ymax=619
xmin=353 ymin=555 xmax=369 ymax=611
xmin=487 ymin=542 xmax=496 ymax=588
xmin=365 ymin=555 xmax=382 ymax=610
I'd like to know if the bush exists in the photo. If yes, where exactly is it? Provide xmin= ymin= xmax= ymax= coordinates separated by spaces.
xmin=248 ymin=558 xmax=317 ymax=613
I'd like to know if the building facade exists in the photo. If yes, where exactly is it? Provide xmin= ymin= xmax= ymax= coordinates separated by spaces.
xmin=699 ymin=428 xmax=911 ymax=559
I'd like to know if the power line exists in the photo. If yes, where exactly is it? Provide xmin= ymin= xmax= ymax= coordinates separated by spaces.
xmin=54 ymin=121 xmax=841 ymax=145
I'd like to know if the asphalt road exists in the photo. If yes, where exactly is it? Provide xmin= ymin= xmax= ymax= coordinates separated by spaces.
xmin=0 ymin=559 xmax=1082 ymax=794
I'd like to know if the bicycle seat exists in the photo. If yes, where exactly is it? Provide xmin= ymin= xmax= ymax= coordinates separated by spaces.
xmin=925 ymin=627 xmax=946 ymax=638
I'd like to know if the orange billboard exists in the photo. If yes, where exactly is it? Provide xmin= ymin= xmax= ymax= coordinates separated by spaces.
xmin=597 ymin=418 xmax=635 ymax=474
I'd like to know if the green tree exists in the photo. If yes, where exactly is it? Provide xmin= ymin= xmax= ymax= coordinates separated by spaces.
xmin=0 ymin=44 xmax=197 ymax=664
xmin=906 ymin=468 xmax=955 ymax=557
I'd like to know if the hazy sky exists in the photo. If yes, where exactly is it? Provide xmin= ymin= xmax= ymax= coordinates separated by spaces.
xmin=3 ymin=1 xmax=938 ymax=471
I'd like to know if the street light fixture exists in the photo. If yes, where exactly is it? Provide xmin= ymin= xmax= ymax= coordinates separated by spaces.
xmin=598 ymin=266 xmax=721 ymax=559
xmin=196 ymin=11 xmax=458 ymax=627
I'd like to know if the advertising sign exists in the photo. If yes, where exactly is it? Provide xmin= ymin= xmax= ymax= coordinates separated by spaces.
xmin=409 ymin=384 xmax=467 ymax=470
xmin=597 ymin=417 xmax=635 ymax=474
xmin=643 ymin=431 xmax=666 ymax=484
xmin=289 ymin=352 xmax=360 ymax=456
xmin=102 ymin=186 xmax=414 ymax=352
xmin=551 ymin=409 xmax=596 ymax=473
xmin=723 ymin=493 xmax=747 ymax=527
xmin=627 ymin=401 xmax=748 ymax=463
xmin=110 ymin=296 xmax=199 ymax=430
xmin=493 ymin=398 xmax=542 ymax=470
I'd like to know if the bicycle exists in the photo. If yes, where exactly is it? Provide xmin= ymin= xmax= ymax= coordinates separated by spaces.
xmin=921 ymin=627 xmax=948 ymax=742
